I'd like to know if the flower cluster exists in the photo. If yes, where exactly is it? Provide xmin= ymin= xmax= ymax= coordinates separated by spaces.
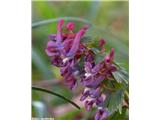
xmin=45 ymin=19 xmax=117 ymax=120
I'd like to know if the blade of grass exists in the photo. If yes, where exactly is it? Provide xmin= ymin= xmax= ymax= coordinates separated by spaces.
xmin=32 ymin=86 xmax=80 ymax=110
xmin=32 ymin=17 xmax=93 ymax=28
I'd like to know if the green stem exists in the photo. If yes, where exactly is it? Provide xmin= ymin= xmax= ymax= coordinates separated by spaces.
xmin=32 ymin=86 xmax=80 ymax=110
xmin=32 ymin=17 xmax=93 ymax=28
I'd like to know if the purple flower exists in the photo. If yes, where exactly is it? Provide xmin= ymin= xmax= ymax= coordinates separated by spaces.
xmin=82 ymin=75 xmax=103 ymax=88
xmin=66 ymin=22 xmax=75 ymax=31
xmin=95 ymin=96 xmax=104 ymax=106
xmin=105 ymin=48 xmax=115 ymax=63
xmin=94 ymin=108 xmax=109 ymax=120
xmin=45 ymin=41 xmax=59 ymax=57
xmin=66 ymin=29 xmax=85 ymax=57
xmin=46 ymin=20 xmax=86 ymax=65
xmin=80 ymin=88 xmax=90 ymax=101
xmin=91 ymin=62 xmax=105 ymax=74
xmin=84 ymin=50 xmax=95 ymax=64
xmin=81 ymin=62 xmax=106 ymax=88
xmin=48 ymin=34 xmax=56 ymax=41
xmin=84 ymin=62 xmax=93 ymax=73
xmin=45 ymin=19 xmax=119 ymax=119
xmin=64 ymin=75 xmax=77 ymax=90
xmin=45 ymin=19 xmax=88 ymax=90
xmin=60 ymin=59 xmax=78 ymax=90
xmin=81 ymin=48 xmax=117 ymax=88
xmin=56 ymin=19 xmax=64 ymax=46
xmin=89 ymin=87 xmax=101 ymax=98
xmin=99 ymin=39 xmax=106 ymax=47
xmin=85 ymin=99 xmax=95 ymax=111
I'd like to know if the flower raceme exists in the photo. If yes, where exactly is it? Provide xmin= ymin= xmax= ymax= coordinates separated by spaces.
xmin=45 ymin=20 xmax=87 ymax=89
xmin=45 ymin=19 xmax=117 ymax=120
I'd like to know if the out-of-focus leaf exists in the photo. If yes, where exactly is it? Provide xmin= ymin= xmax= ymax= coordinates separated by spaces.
xmin=32 ymin=86 xmax=80 ymax=110
xmin=88 ymin=1 xmax=100 ymax=20
xmin=32 ymin=1 xmax=57 ymax=21
xmin=56 ymin=109 xmax=80 ymax=120
xmin=88 ymin=26 xmax=129 ymax=59
xmin=32 ymin=101 xmax=48 ymax=118
xmin=32 ymin=48 xmax=53 ymax=79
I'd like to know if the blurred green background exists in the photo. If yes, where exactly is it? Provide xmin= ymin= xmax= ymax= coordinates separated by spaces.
xmin=32 ymin=1 xmax=128 ymax=119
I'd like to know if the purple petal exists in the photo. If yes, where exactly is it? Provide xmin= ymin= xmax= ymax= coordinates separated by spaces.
xmin=94 ymin=109 xmax=109 ymax=120
xmin=80 ymin=89 xmax=90 ymax=101
xmin=45 ymin=49 xmax=60 ymax=56
xmin=85 ymin=75 xmax=105 ymax=88
xmin=66 ymin=22 xmax=75 ymax=31
xmin=56 ymin=19 xmax=64 ymax=45
xmin=94 ymin=109 xmax=101 ymax=120
xmin=51 ymin=57 xmax=63 ymax=67
xmin=96 ymin=96 xmax=104 ymax=106
xmin=84 ymin=62 xmax=93 ymax=73
xmin=47 ymin=41 xmax=56 ymax=47
xmin=89 ymin=87 xmax=101 ymax=98
xmin=105 ymin=48 xmax=115 ymax=63
xmin=45 ymin=41 xmax=60 ymax=56
xmin=92 ymin=62 xmax=104 ymax=74
xmin=85 ymin=51 xmax=94 ymax=63
xmin=65 ymin=76 xmax=77 ymax=90
xmin=85 ymin=100 xmax=95 ymax=111
xmin=63 ymin=39 xmax=73 ymax=53
xmin=100 ymin=109 xmax=109 ymax=120
xmin=48 ymin=34 xmax=56 ymax=41
xmin=67 ymin=29 xmax=85 ymax=57
xmin=99 ymin=39 xmax=106 ymax=47
xmin=81 ymin=76 xmax=93 ymax=86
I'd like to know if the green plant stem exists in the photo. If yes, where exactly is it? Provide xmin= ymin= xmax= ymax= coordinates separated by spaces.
xmin=32 ymin=86 xmax=80 ymax=110
xmin=32 ymin=17 xmax=93 ymax=28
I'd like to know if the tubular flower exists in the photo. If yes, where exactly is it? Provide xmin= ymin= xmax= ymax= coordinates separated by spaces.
xmin=81 ymin=53 xmax=116 ymax=88
xmin=94 ymin=108 xmax=109 ymax=120
xmin=85 ymin=99 xmax=95 ymax=111
xmin=56 ymin=19 xmax=64 ymax=46
xmin=105 ymin=48 xmax=115 ymax=63
xmin=45 ymin=19 xmax=118 ymax=120
xmin=99 ymin=38 xmax=106 ymax=47
xmin=66 ymin=22 xmax=75 ymax=31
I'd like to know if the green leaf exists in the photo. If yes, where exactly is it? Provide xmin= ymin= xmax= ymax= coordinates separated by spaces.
xmin=108 ymin=107 xmax=127 ymax=120
xmin=32 ymin=86 xmax=80 ymax=110
xmin=112 ymin=68 xmax=129 ymax=84
xmin=106 ymin=89 xmax=124 ymax=114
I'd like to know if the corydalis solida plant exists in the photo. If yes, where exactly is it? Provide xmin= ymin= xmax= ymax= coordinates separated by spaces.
xmin=45 ymin=19 xmax=128 ymax=120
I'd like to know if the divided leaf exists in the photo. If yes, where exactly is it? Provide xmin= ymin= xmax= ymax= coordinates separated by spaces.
xmin=112 ymin=69 xmax=129 ymax=84
xmin=105 ymin=89 xmax=124 ymax=114
xmin=108 ymin=107 xmax=128 ymax=120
